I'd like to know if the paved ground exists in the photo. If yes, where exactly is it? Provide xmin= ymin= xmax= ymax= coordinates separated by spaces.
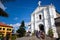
xmin=16 ymin=26 xmax=60 ymax=40
xmin=16 ymin=36 xmax=56 ymax=40
xmin=16 ymin=36 xmax=40 ymax=40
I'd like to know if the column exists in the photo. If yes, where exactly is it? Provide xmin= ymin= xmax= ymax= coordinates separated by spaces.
xmin=43 ymin=8 xmax=49 ymax=35
xmin=49 ymin=6 xmax=58 ymax=38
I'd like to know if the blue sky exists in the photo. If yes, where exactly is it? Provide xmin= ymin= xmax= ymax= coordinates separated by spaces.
xmin=0 ymin=0 xmax=60 ymax=29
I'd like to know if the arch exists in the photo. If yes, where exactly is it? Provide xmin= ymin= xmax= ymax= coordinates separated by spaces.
xmin=39 ymin=24 xmax=45 ymax=32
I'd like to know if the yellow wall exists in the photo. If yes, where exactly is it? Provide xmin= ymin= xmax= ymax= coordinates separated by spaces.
xmin=0 ymin=26 xmax=13 ymax=37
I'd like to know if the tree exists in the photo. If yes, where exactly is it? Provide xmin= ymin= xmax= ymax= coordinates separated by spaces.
xmin=0 ymin=0 xmax=15 ymax=17
xmin=17 ymin=21 xmax=26 ymax=37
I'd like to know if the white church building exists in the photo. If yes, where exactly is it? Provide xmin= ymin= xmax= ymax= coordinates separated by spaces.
xmin=29 ymin=1 xmax=58 ymax=38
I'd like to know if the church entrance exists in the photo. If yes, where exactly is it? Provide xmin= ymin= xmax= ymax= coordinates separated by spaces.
xmin=35 ymin=24 xmax=45 ymax=39
xmin=39 ymin=24 xmax=45 ymax=32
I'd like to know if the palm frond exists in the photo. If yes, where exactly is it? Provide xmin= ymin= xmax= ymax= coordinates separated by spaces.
xmin=0 ymin=8 xmax=8 ymax=17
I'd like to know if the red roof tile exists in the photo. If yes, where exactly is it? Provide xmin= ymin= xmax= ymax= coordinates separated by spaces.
xmin=0 ymin=22 xmax=13 ymax=28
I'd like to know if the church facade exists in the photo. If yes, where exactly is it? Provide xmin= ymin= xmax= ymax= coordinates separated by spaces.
xmin=30 ymin=1 xmax=58 ymax=38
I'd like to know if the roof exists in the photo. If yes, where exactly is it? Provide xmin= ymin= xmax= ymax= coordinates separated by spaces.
xmin=55 ymin=17 xmax=60 ymax=24
xmin=55 ymin=17 xmax=60 ymax=26
xmin=56 ymin=11 xmax=60 ymax=18
xmin=0 ymin=22 xmax=13 ymax=28
xmin=31 ymin=4 xmax=54 ymax=15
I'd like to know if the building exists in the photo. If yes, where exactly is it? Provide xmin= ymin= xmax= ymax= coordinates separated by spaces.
xmin=55 ymin=17 xmax=60 ymax=35
xmin=30 ymin=1 xmax=59 ymax=38
xmin=0 ymin=22 xmax=13 ymax=38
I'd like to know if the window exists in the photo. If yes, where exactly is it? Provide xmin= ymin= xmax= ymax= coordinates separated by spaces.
xmin=7 ymin=29 xmax=11 ymax=31
xmin=39 ymin=15 xmax=41 ymax=19
xmin=3 ymin=28 xmax=5 ymax=30
xmin=0 ymin=28 xmax=2 ymax=30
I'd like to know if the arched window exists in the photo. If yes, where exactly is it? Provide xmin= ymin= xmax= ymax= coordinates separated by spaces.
xmin=39 ymin=15 xmax=41 ymax=19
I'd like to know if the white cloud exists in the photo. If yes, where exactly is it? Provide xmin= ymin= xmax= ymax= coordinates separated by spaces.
xmin=9 ymin=22 xmax=30 ymax=33
xmin=0 ymin=1 xmax=6 ymax=10
xmin=25 ymin=22 xmax=30 ymax=27
xmin=14 ymin=17 xmax=19 ymax=21
xmin=9 ymin=23 xmax=20 ymax=33
xmin=9 ymin=23 xmax=20 ymax=28
xmin=9 ymin=22 xmax=30 ymax=28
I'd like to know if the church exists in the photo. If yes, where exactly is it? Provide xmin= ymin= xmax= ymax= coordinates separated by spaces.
xmin=29 ymin=1 xmax=60 ymax=38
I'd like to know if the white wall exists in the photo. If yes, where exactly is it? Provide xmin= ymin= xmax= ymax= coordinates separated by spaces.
xmin=30 ymin=5 xmax=58 ymax=38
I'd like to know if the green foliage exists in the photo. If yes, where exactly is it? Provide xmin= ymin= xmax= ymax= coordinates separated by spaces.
xmin=17 ymin=21 xmax=26 ymax=37
xmin=12 ymin=35 xmax=16 ymax=40
xmin=0 ymin=33 xmax=4 ymax=40
xmin=48 ymin=28 xmax=53 ymax=37
xmin=32 ymin=32 xmax=35 ymax=36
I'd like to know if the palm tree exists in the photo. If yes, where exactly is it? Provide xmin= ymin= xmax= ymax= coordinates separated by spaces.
xmin=0 ymin=8 xmax=8 ymax=17
xmin=0 ymin=0 xmax=15 ymax=17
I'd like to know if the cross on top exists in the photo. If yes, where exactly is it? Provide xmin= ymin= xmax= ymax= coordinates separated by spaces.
xmin=38 ymin=1 xmax=41 ymax=6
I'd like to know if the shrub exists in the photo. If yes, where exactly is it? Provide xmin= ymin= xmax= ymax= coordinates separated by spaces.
xmin=48 ymin=28 xmax=53 ymax=38
xmin=11 ymin=35 xmax=16 ymax=40
xmin=32 ymin=32 xmax=35 ymax=36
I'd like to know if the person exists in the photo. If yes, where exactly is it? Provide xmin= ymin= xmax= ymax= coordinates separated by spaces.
xmin=36 ymin=30 xmax=40 ymax=38
xmin=40 ymin=30 xmax=45 ymax=39
xmin=36 ymin=30 xmax=45 ymax=40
